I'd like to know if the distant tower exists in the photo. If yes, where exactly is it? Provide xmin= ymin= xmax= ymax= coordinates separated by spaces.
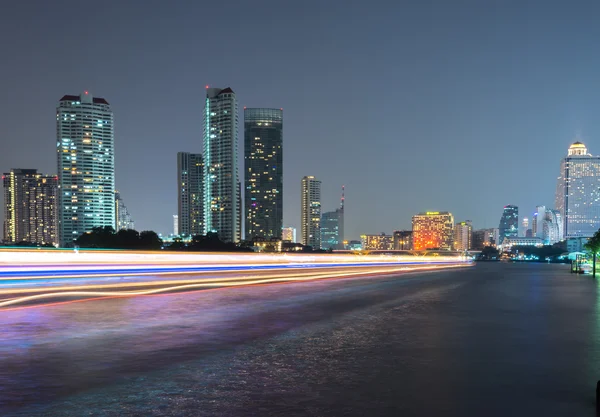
xmin=498 ymin=205 xmax=518 ymax=243
xmin=532 ymin=205 xmax=546 ymax=238
xmin=114 ymin=191 xmax=134 ymax=230
xmin=520 ymin=217 xmax=529 ymax=237
xmin=173 ymin=215 xmax=179 ymax=235
xmin=203 ymin=87 xmax=240 ymax=242
xmin=301 ymin=176 xmax=321 ymax=248
xmin=244 ymin=108 xmax=283 ymax=240
xmin=57 ymin=92 xmax=115 ymax=247
xmin=556 ymin=141 xmax=600 ymax=238
xmin=177 ymin=152 xmax=204 ymax=236
xmin=320 ymin=186 xmax=345 ymax=250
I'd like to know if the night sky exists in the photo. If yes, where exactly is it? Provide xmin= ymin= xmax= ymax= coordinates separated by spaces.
xmin=1 ymin=0 xmax=599 ymax=239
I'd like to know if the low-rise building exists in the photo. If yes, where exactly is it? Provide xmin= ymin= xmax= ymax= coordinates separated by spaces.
xmin=361 ymin=233 xmax=393 ymax=250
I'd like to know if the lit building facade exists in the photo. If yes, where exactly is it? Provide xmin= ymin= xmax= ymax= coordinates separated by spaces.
xmin=177 ymin=152 xmax=204 ymax=236
xmin=204 ymin=87 xmax=240 ymax=242
xmin=114 ymin=191 xmax=134 ymax=230
xmin=454 ymin=220 xmax=472 ymax=251
xmin=244 ymin=108 xmax=283 ymax=240
xmin=498 ymin=205 xmax=518 ymax=243
xmin=520 ymin=217 xmax=529 ymax=237
xmin=361 ymin=233 xmax=394 ymax=250
xmin=542 ymin=209 xmax=563 ymax=245
xmin=501 ymin=236 xmax=544 ymax=249
xmin=412 ymin=212 xmax=454 ymax=250
xmin=472 ymin=228 xmax=500 ymax=250
xmin=321 ymin=209 xmax=342 ymax=250
xmin=173 ymin=215 xmax=179 ymax=235
xmin=301 ymin=176 xmax=321 ymax=248
xmin=393 ymin=230 xmax=413 ymax=250
xmin=2 ymin=169 xmax=58 ymax=245
xmin=281 ymin=227 xmax=296 ymax=242
xmin=555 ymin=142 xmax=600 ymax=238
xmin=57 ymin=92 xmax=115 ymax=247
xmin=532 ymin=205 xmax=546 ymax=239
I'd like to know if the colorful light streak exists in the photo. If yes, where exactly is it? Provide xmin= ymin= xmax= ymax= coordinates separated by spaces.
xmin=0 ymin=250 xmax=472 ymax=309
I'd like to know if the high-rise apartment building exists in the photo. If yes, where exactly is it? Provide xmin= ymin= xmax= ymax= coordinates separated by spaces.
xmin=301 ymin=176 xmax=321 ymax=248
xmin=177 ymin=152 xmax=204 ymax=236
xmin=173 ymin=215 xmax=179 ymax=236
xmin=454 ymin=220 xmax=472 ymax=251
xmin=412 ymin=212 xmax=454 ymax=250
xmin=244 ymin=108 xmax=283 ymax=240
xmin=114 ymin=191 xmax=134 ymax=230
xmin=555 ymin=142 xmax=600 ymax=238
xmin=57 ymin=92 xmax=115 ymax=247
xmin=2 ymin=169 xmax=58 ymax=245
xmin=498 ymin=205 xmax=518 ymax=243
xmin=204 ymin=87 xmax=240 ymax=242
xmin=281 ymin=227 xmax=296 ymax=242
xmin=393 ymin=230 xmax=413 ymax=250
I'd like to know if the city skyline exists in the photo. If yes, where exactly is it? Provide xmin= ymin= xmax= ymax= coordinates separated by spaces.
xmin=1 ymin=2 xmax=600 ymax=239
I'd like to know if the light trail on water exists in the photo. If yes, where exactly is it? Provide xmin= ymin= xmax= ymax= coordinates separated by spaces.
xmin=0 ymin=250 xmax=473 ymax=309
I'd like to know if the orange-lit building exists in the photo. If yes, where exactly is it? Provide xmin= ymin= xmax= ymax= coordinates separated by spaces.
xmin=412 ymin=212 xmax=454 ymax=250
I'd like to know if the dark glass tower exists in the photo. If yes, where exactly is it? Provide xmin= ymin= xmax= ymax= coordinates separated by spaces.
xmin=244 ymin=108 xmax=283 ymax=240
xmin=498 ymin=205 xmax=519 ymax=243
xmin=177 ymin=152 xmax=204 ymax=236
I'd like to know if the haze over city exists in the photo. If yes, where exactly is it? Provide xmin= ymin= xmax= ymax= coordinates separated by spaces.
xmin=2 ymin=1 xmax=599 ymax=238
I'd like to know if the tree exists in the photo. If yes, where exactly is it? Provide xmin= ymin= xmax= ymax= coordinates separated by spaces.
xmin=584 ymin=230 xmax=600 ymax=277
xmin=139 ymin=230 xmax=162 ymax=250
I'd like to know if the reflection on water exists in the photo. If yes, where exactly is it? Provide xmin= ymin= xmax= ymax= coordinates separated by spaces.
xmin=1 ymin=264 xmax=599 ymax=416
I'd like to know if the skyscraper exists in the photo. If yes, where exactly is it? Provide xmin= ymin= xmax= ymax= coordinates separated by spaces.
xmin=532 ymin=205 xmax=546 ymax=238
xmin=319 ymin=187 xmax=345 ymax=250
xmin=542 ymin=209 xmax=563 ymax=245
xmin=173 ymin=215 xmax=179 ymax=236
xmin=244 ymin=108 xmax=283 ymax=240
xmin=555 ymin=141 xmax=600 ymax=238
xmin=2 ymin=169 xmax=58 ymax=245
xmin=454 ymin=220 xmax=472 ymax=251
xmin=57 ymin=92 xmax=115 ymax=247
xmin=520 ymin=217 xmax=529 ymax=237
xmin=301 ymin=176 xmax=321 ymax=248
xmin=177 ymin=152 xmax=204 ymax=236
xmin=412 ymin=212 xmax=454 ymax=250
xmin=114 ymin=191 xmax=134 ymax=230
xmin=203 ymin=87 xmax=240 ymax=242
xmin=498 ymin=205 xmax=518 ymax=243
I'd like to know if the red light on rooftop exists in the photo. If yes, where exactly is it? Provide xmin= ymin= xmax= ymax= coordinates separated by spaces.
xmin=84 ymin=91 xmax=88 ymax=95
xmin=205 ymin=85 xmax=209 ymax=89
